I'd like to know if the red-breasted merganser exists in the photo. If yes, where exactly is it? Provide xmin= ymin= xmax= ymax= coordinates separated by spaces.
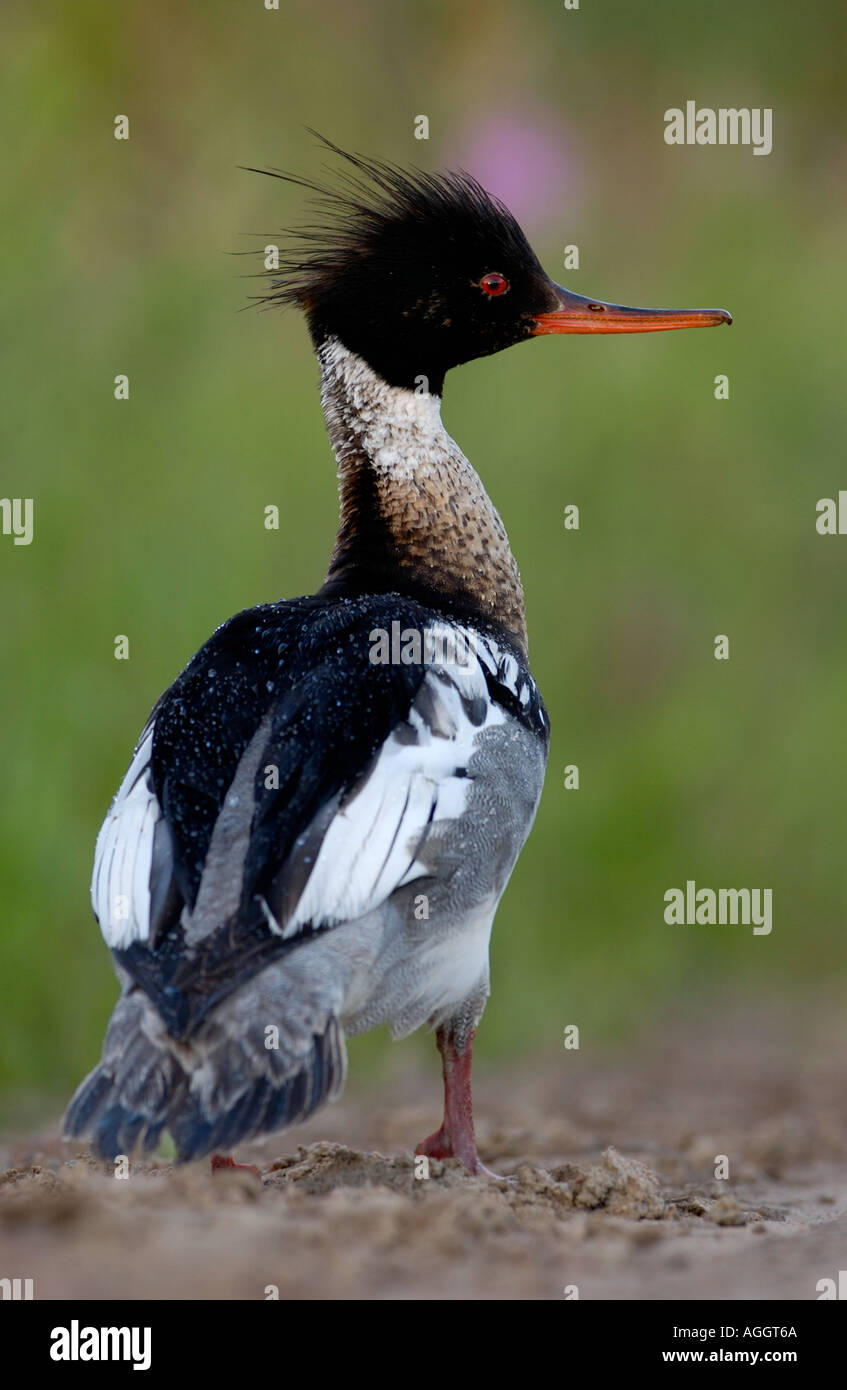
xmin=65 ymin=140 xmax=730 ymax=1175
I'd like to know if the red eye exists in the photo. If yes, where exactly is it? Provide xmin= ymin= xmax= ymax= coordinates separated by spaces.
xmin=479 ymin=272 xmax=509 ymax=296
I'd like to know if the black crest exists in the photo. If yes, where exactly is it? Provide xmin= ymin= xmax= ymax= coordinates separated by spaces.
xmin=246 ymin=133 xmax=559 ymax=392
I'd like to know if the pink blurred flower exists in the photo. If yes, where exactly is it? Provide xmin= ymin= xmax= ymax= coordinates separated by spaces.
xmin=447 ymin=112 xmax=583 ymax=228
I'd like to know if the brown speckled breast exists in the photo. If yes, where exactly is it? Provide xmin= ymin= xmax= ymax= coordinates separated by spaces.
xmin=317 ymin=336 xmax=527 ymax=654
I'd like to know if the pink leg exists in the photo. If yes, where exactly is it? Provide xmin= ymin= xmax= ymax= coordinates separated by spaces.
xmin=210 ymin=1154 xmax=261 ymax=1178
xmin=415 ymin=1027 xmax=502 ymax=1178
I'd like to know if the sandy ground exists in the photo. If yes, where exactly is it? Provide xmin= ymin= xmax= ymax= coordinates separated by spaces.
xmin=1 ymin=1004 xmax=845 ymax=1300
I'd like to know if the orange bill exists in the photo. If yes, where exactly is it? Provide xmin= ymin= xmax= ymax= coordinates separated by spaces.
xmin=533 ymin=283 xmax=732 ymax=335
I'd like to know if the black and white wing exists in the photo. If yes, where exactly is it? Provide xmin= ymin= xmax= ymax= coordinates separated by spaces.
xmin=91 ymin=596 xmax=547 ymax=1038
xmin=70 ymin=595 xmax=547 ymax=1160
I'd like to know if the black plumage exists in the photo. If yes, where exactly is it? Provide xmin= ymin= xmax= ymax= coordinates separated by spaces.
xmin=248 ymin=133 xmax=559 ymax=393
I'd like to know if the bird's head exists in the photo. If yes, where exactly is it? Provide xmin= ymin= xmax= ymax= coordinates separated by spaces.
xmin=252 ymin=136 xmax=731 ymax=395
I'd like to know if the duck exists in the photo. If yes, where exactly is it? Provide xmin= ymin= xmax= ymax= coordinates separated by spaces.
xmin=64 ymin=136 xmax=730 ymax=1175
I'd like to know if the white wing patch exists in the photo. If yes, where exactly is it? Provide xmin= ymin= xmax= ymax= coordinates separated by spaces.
xmin=283 ymin=627 xmax=507 ymax=934
xmin=91 ymin=723 xmax=160 ymax=949
xmin=89 ymin=626 xmax=536 ymax=955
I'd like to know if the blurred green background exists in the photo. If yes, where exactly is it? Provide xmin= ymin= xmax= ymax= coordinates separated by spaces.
xmin=2 ymin=0 xmax=845 ymax=1121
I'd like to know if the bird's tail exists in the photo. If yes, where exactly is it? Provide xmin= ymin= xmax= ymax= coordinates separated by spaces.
xmin=63 ymin=984 xmax=347 ymax=1162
